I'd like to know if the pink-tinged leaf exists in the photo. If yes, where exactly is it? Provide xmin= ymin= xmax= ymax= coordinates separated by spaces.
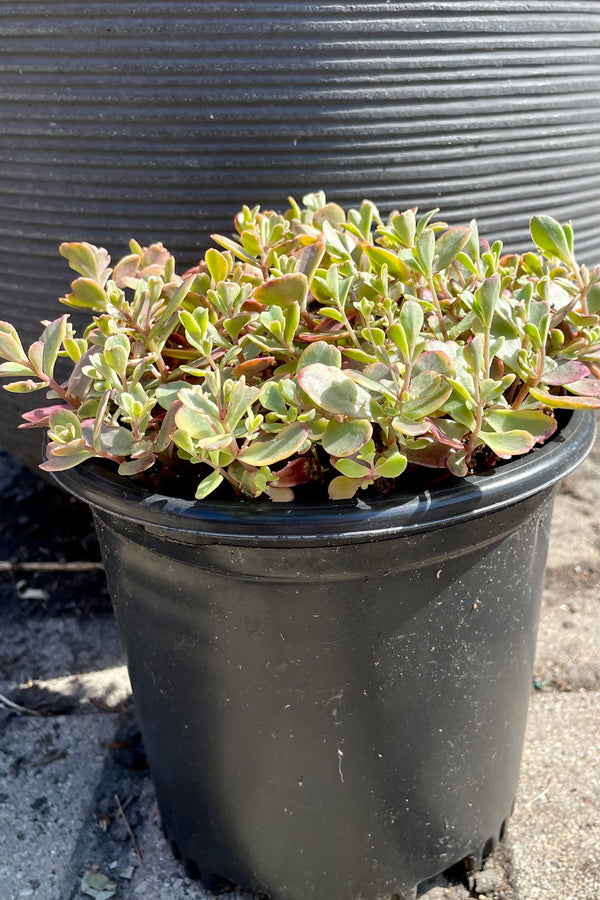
xmin=153 ymin=402 xmax=182 ymax=453
xmin=118 ymin=452 xmax=156 ymax=476
xmin=0 ymin=322 xmax=27 ymax=363
xmin=59 ymin=242 xmax=111 ymax=282
xmin=40 ymin=446 xmax=92 ymax=471
xmin=3 ymin=379 xmax=45 ymax=393
xmin=529 ymin=386 xmax=600 ymax=409
xmin=28 ymin=341 xmax=45 ymax=376
xmin=479 ymin=429 xmax=535 ymax=459
xmin=51 ymin=439 xmax=88 ymax=456
xmin=232 ymin=356 xmax=276 ymax=378
xmin=298 ymin=330 xmax=348 ymax=343
xmin=112 ymin=253 xmax=141 ymax=287
xmin=273 ymin=457 xmax=313 ymax=488
xmin=19 ymin=404 xmax=68 ymax=428
xmin=564 ymin=378 xmax=600 ymax=398
xmin=322 ymin=419 xmax=372 ymax=457
xmin=67 ymin=346 xmax=95 ymax=399
xmin=239 ymin=423 xmax=309 ymax=467
xmin=447 ymin=447 xmax=469 ymax=477
xmin=425 ymin=417 xmax=465 ymax=449
xmin=405 ymin=440 xmax=452 ymax=469
xmin=433 ymin=226 xmax=472 ymax=273
xmin=482 ymin=408 xmax=557 ymax=443
xmin=543 ymin=361 xmax=590 ymax=386
xmin=392 ymin=415 xmax=430 ymax=437
xmin=298 ymin=364 xmax=374 ymax=418
xmin=140 ymin=242 xmax=171 ymax=269
xmin=254 ymin=273 xmax=309 ymax=309
xmin=414 ymin=349 xmax=455 ymax=377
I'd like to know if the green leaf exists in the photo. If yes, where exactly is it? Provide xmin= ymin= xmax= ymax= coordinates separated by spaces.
xmin=374 ymin=451 xmax=407 ymax=478
xmin=210 ymin=233 xmax=257 ymax=264
xmin=361 ymin=244 xmax=411 ymax=280
xmin=103 ymin=333 xmax=129 ymax=378
xmin=260 ymin=382 xmax=288 ymax=415
xmin=254 ymin=273 xmax=309 ymax=309
xmin=328 ymin=475 xmax=361 ymax=500
xmin=195 ymin=470 xmax=224 ymax=499
xmin=156 ymin=380 xmax=190 ymax=410
xmin=462 ymin=335 xmax=484 ymax=376
xmin=298 ymin=363 xmax=374 ymax=418
xmin=390 ymin=209 xmax=416 ymax=247
xmin=0 ymin=321 xmax=27 ymax=363
xmin=0 ymin=361 xmax=32 ymax=376
xmin=479 ymin=429 xmax=535 ymax=458
xmin=433 ymin=226 xmax=471 ymax=273
xmin=530 ymin=216 xmax=573 ymax=266
xmin=153 ymin=401 xmax=181 ymax=453
xmin=333 ymin=457 xmax=371 ymax=478
xmin=49 ymin=408 xmax=82 ymax=436
xmin=283 ymin=302 xmax=301 ymax=345
xmin=298 ymin=341 xmax=342 ymax=371
xmin=564 ymin=378 xmax=600 ymax=398
xmin=313 ymin=202 xmax=346 ymax=229
xmin=98 ymin=425 xmax=135 ymax=457
xmin=318 ymin=307 xmax=346 ymax=323
xmin=322 ymin=419 xmax=372 ymax=457
xmin=388 ymin=323 xmax=409 ymax=360
xmin=400 ymin=300 xmax=424 ymax=354
xmin=297 ymin=241 xmax=325 ymax=284
xmin=474 ymin=274 xmax=501 ymax=328
xmin=483 ymin=408 xmax=557 ymax=442
xmin=179 ymin=385 xmax=220 ymax=418
xmin=59 ymin=242 xmax=111 ymax=281
xmin=415 ymin=228 xmax=435 ymax=276
xmin=205 ymin=248 xmax=229 ymax=284
xmin=391 ymin=415 xmax=430 ymax=437
xmin=239 ymin=422 xmax=308 ymax=466
xmin=225 ymin=380 xmax=262 ymax=430
xmin=61 ymin=278 xmax=108 ymax=310
xmin=175 ymin=406 xmax=220 ymax=440
xmin=403 ymin=371 xmax=453 ymax=419
xmin=529 ymin=386 xmax=600 ymax=410
xmin=40 ymin=448 xmax=92 ymax=471
xmin=3 ymin=379 xmax=44 ymax=393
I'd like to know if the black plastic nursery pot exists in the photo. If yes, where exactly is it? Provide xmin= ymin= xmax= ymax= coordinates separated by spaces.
xmin=53 ymin=411 xmax=595 ymax=900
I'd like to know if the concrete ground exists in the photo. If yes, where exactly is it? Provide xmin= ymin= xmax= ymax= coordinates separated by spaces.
xmin=0 ymin=432 xmax=598 ymax=900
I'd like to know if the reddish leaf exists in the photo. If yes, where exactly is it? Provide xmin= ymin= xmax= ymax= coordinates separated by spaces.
xmin=19 ymin=404 xmax=68 ymax=429
xmin=544 ymin=361 xmax=590 ymax=386
xmin=273 ymin=457 xmax=313 ymax=488
xmin=232 ymin=356 xmax=276 ymax=377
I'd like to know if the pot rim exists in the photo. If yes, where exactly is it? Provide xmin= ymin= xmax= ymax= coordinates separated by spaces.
xmin=50 ymin=410 xmax=595 ymax=545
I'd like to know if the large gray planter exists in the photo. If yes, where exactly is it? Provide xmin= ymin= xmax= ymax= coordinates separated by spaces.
xmin=1 ymin=1 xmax=599 ymax=467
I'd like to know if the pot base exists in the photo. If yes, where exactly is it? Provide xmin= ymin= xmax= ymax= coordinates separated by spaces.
xmin=165 ymin=813 xmax=512 ymax=900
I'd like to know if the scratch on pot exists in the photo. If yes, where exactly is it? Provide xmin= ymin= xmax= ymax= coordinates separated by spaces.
xmin=337 ymin=747 xmax=344 ymax=783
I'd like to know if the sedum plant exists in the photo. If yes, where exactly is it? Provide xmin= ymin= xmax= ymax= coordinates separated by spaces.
xmin=1 ymin=193 xmax=599 ymax=502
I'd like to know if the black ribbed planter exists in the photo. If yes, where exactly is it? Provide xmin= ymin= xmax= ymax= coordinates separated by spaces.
xmin=52 ymin=412 xmax=595 ymax=900
xmin=1 ymin=1 xmax=600 ymax=466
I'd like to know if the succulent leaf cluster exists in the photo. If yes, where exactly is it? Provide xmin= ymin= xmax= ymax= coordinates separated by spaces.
xmin=1 ymin=193 xmax=599 ymax=501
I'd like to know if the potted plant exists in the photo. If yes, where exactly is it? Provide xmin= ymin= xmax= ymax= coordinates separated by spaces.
xmin=1 ymin=194 xmax=598 ymax=900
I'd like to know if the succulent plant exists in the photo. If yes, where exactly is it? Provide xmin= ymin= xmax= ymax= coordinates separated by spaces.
xmin=1 ymin=193 xmax=599 ymax=501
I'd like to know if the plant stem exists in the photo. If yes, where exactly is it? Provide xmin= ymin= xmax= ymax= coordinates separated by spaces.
xmin=428 ymin=277 xmax=448 ymax=339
